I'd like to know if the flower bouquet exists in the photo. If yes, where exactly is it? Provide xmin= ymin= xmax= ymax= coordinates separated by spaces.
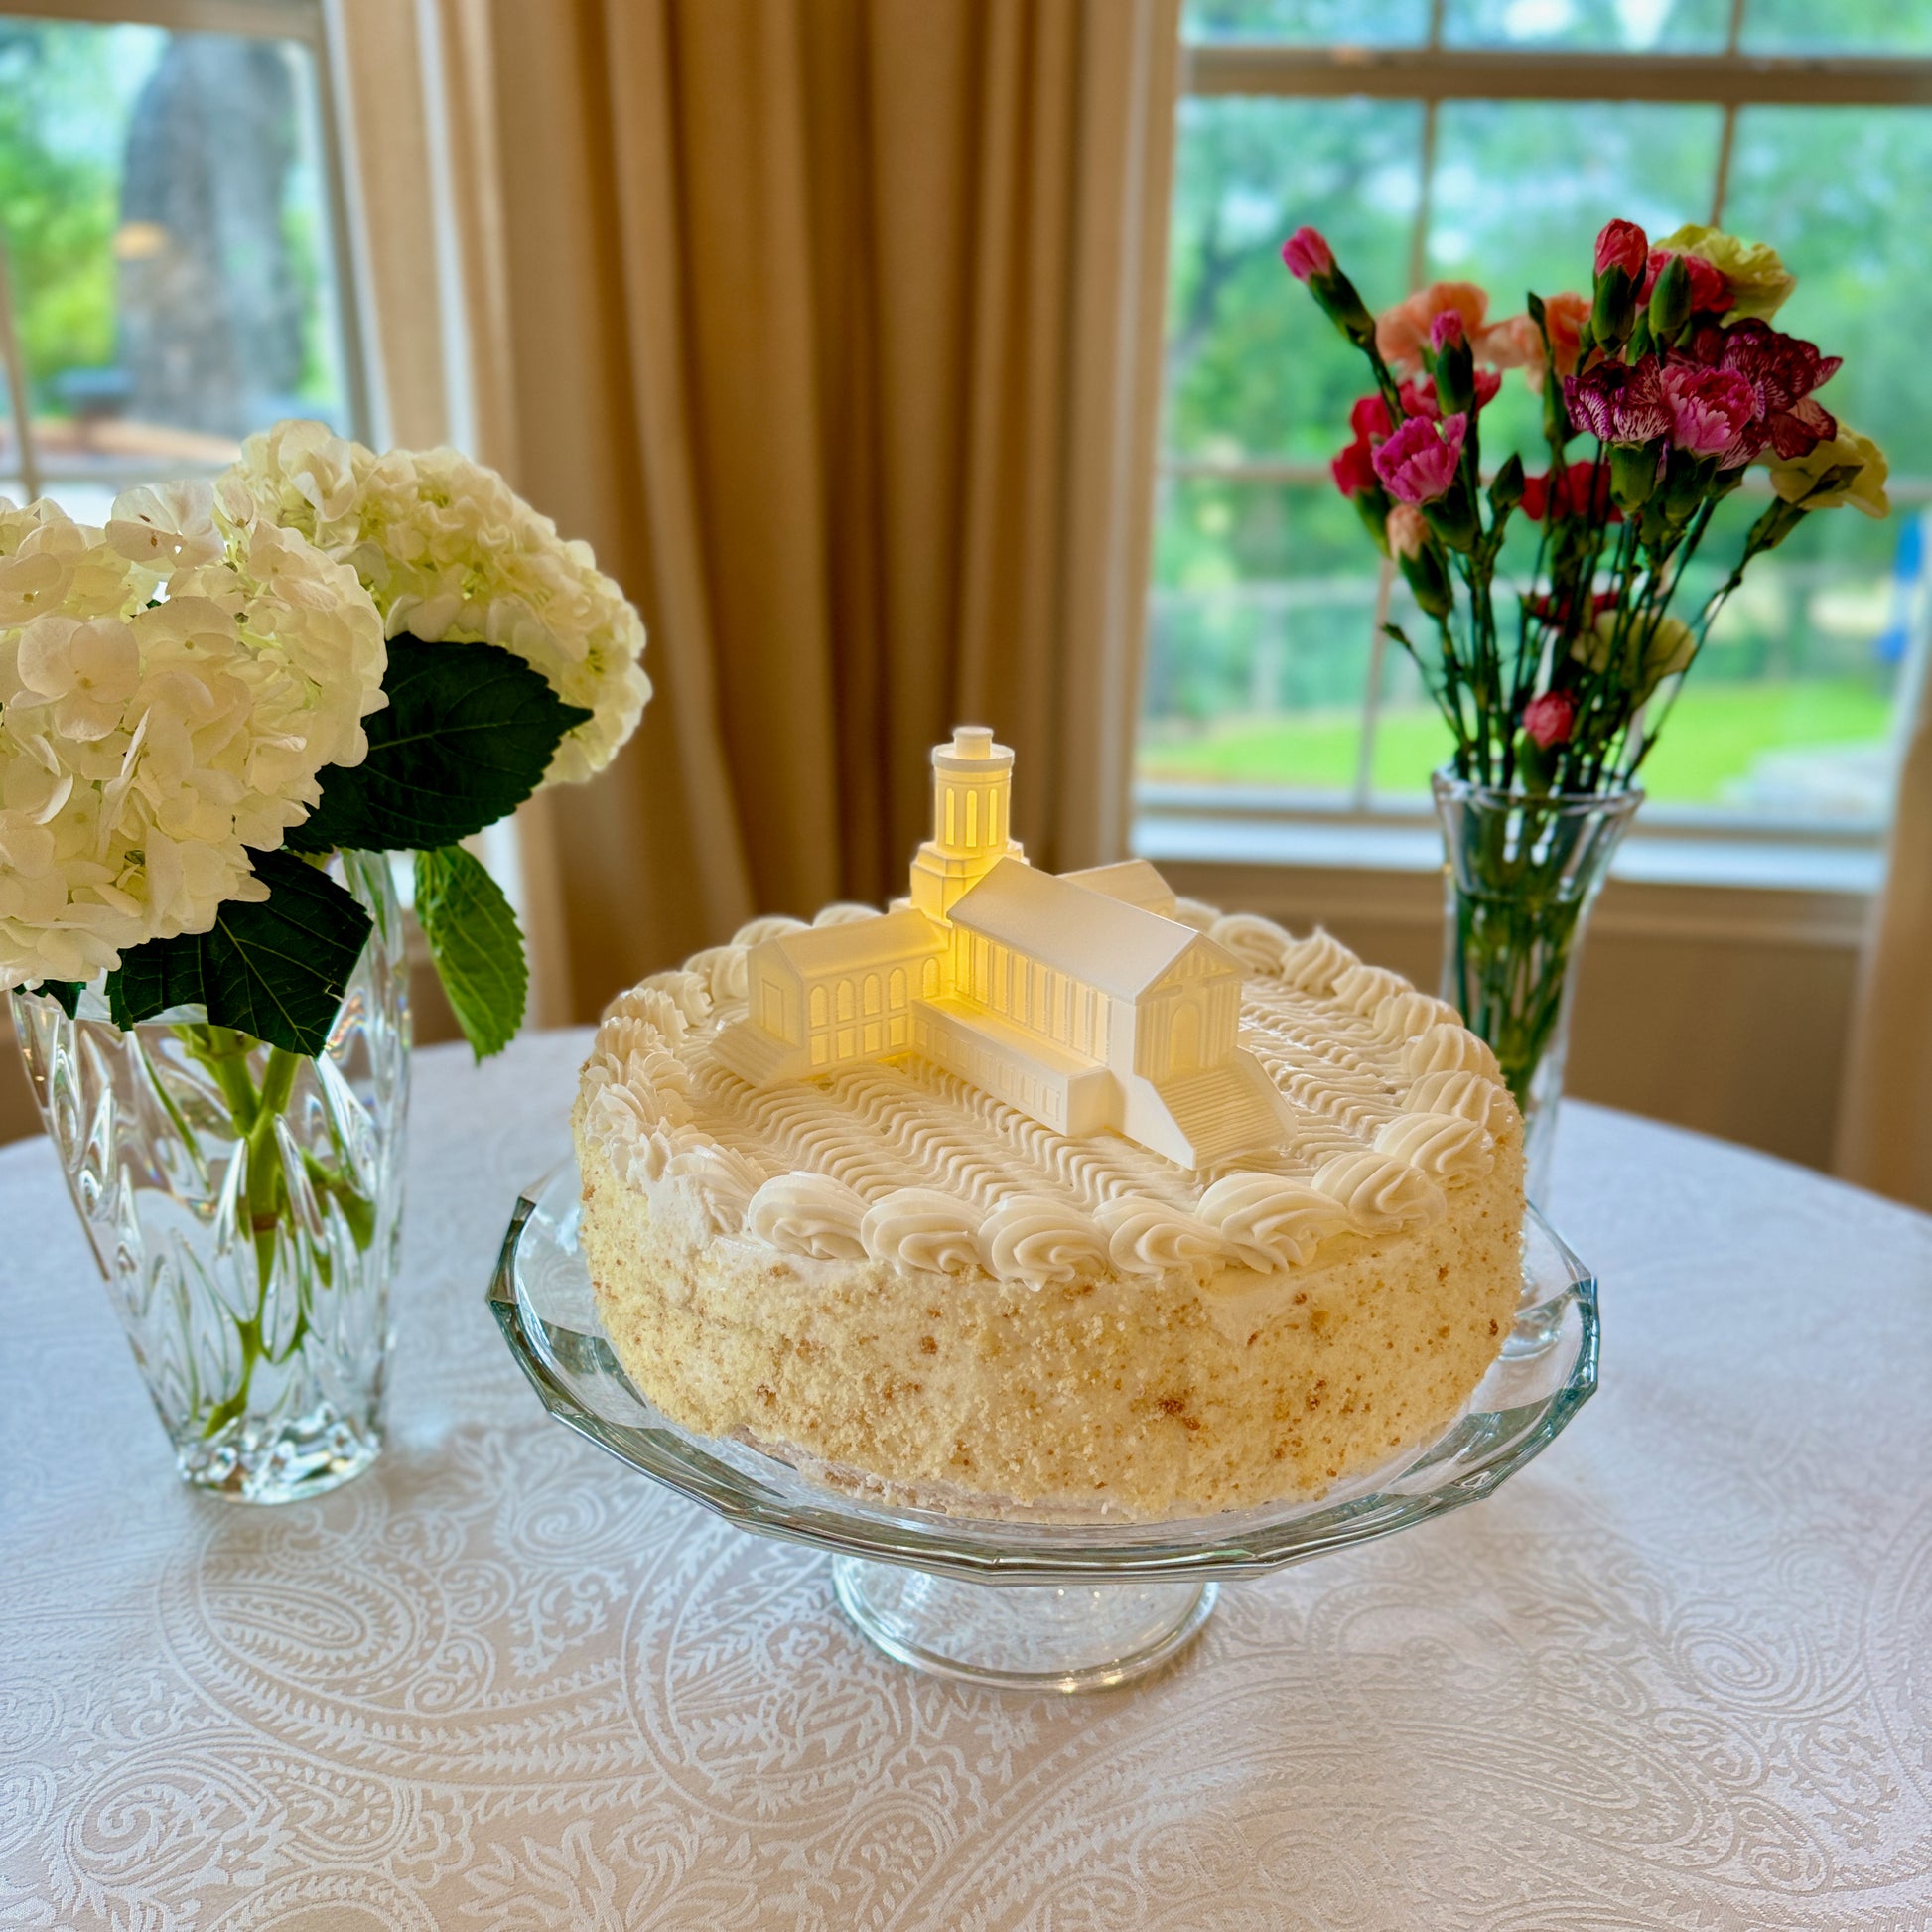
xmin=3 ymin=422 xmax=648 ymax=1497
xmin=1285 ymin=219 xmax=1888 ymax=1196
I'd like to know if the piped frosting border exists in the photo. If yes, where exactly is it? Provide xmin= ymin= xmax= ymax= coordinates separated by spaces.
xmin=578 ymin=905 xmax=1516 ymax=1292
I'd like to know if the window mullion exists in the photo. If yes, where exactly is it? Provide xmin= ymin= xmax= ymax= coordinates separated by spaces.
xmin=0 ymin=233 xmax=43 ymax=503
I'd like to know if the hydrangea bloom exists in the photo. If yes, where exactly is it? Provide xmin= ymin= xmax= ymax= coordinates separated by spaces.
xmin=0 ymin=490 xmax=386 ymax=990
xmin=217 ymin=421 xmax=650 ymax=785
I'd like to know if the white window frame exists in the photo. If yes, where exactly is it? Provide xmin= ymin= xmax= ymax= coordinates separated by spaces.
xmin=1142 ymin=8 xmax=1932 ymax=891
xmin=0 ymin=0 xmax=376 ymax=503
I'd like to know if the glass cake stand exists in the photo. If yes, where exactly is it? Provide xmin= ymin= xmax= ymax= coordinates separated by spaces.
xmin=489 ymin=1163 xmax=1599 ymax=1693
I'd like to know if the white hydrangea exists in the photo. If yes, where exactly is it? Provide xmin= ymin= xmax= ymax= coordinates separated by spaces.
xmin=0 ymin=489 xmax=387 ymax=992
xmin=217 ymin=420 xmax=650 ymax=784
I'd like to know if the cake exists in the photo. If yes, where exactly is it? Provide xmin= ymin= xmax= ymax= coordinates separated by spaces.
xmin=574 ymin=729 xmax=1523 ymax=1522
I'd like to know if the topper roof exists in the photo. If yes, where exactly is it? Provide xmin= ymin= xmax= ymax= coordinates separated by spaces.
xmin=759 ymin=907 xmax=944 ymax=977
xmin=949 ymin=858 xmax=1233 ymax=1001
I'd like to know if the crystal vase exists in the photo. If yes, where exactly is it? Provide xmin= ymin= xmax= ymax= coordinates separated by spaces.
xmin=1432 ymin=772 xmax=1641 ymax=1206
xmin=11 ymin=852 xmax=410 ymax=1503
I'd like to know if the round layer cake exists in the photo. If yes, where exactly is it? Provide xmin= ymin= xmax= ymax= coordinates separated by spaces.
xmin=574 ymin=897 xmax=1524 ymax=1523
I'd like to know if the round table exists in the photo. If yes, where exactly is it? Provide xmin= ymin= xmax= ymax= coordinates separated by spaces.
xmin=4 ymin=1034 xmax=1929 ymax=1930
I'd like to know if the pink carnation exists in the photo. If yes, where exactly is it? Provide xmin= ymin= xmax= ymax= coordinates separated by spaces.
xmin=1372 ymin=412 xmax=1467 ymax=505
xmin=1660 ymin=364 xmax=1757 ymax=458
xmin=1283 ymin=226 xmax=1335 ymax=282
xmin=1523 ymin=691 xmax=1578 ymax=750
xmin=1430 ymin=309 xmax=1465 ymax=352
xmin=1594 ymin=219 xmax=1648 ymax=281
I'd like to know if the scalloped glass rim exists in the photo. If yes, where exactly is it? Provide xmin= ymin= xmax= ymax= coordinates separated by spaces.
xmin=488 ymin=1161 xmax=1598 ymax=1587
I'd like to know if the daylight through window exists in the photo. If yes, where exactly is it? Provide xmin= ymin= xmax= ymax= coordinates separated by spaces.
xmin=0 ymin=3 xmax=363 ymax=524
xmin=1142 ymin=0 xmax=1932 ymax=841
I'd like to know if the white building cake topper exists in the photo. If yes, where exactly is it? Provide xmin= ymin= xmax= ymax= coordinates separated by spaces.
xmin=714 ymin=727 xmax=1294 ymax=1168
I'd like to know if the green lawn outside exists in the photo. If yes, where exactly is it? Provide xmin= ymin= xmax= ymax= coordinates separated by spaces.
xmin=1137 ymin=679 xmax=1894 ymax=805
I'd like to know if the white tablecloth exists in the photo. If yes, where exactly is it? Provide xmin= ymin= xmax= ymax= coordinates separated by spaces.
xmin=4 ymin=1033 xmax=1929 ymax=1930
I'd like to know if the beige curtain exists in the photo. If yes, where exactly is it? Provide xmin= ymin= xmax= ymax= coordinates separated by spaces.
xmin=1836 ymin=629 xmax=1932 ymax=1210
xmin=438 ymin=0 xmax=1179 ymax=1017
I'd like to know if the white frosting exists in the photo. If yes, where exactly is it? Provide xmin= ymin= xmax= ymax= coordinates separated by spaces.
xmin=1311 ymin=1151 xmax=1448 ymax=1233
xmin=979 ymin=1195 xmax=1107 ymax=1291
xmin=1276 ymin=929 xmax=1357 ymax=995
xmin=1405 ymin=1067 xmax=1516 ymax=1139
xmin=859 ymin=1188 xmax=985 ymax=1273
xmin=1331 ymin=962 xmax=1409 ymax=1016
xmin=1404 ymin=1022 xmax=1503 ymax=1083
xmin=812 ymin=902 xmax=882 ymax=927
xmin=1373 ymin=1111 xmax=1496 ymax=1180
xmin=579 ymin=900 xmax=1521 ymax=1288
xmin=683 ymin=945 xmax=749 ymax=1004
xmin=745 ymin=1174 xmax=868 ymax=1260
xmin=732 ymin=914 xmax=809 ymax=948
xmin=1369 ymin=989 xmax=1463 ymax=1042
xmin=1207 ymin=912 xmax=1294 ymax=976
xmin=1094 ymin=1197 xmax=1229 ymax=1277
xmin=633 ymin=970 xmax=713 ymax=1025
xmin=1196 ymin=1173 xmax=1350 ymax=1271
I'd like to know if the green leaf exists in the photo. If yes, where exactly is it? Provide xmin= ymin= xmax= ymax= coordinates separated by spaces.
xmin=413 ymin=844 xmax=527 ymax=1060
xmin=29 ymin=980 xmax=82 ymax=1018
xmin=105 ymin=851 xmax=373 ymax=1056
xmin=286 ymin=636 xmax=593 ymax=854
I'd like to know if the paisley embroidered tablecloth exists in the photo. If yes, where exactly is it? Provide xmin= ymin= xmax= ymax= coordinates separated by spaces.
xmin=4 ymin=1033 xmax=1929 ymax=1930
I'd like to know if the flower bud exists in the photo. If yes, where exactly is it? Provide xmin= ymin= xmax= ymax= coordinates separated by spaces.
xmin=1647 ymin=253 xmax=1694 ymax=342
xmin=1429 ymin=323 xmax=1477 ymax=416
xmin=1589 ymin=267 xmax=1639 ymax=351
xmin=1398 ymin=535 xmax=1454 ymax=617
xmin=1282 ymin=226 xmax=1335 ymax=282
xmin=1422 ymin=480 xmax=1478 ymax=553
xmin=1487 ymin=453 xmax=1526 ymax=514
xmin=1593 ymin=219 xmax=1649 ymax=282
xmin=1608 ymin=441 xmax=1662 ymax=513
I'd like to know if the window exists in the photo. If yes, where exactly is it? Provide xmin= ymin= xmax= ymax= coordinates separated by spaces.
xmin=0 ymin=3 xmax=367 ymax=522
xmin=1142 ymin=1 xmax=1932 ymax=865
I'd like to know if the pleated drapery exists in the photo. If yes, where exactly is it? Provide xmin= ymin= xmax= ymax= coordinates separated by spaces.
xmin=1835 ymin=641 xmax=1932 ymax=1211
xmin=439 ymin=0 xmax=1180 ymax=1015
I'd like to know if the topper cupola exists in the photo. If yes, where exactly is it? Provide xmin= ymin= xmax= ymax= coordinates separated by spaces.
xmin=910 ymin=725 xmax=1024 ymax=922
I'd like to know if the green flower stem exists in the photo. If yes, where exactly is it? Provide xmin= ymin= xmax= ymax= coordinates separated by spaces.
xmin=174 ymin=1028 xmax=349 ymax=1438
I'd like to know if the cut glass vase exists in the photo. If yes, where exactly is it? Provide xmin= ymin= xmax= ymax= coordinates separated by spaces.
xmin=1433 ymin=771 xmax=1641 ymax=1206
xmin=11 ymin=852 xmax=411 ymax=1503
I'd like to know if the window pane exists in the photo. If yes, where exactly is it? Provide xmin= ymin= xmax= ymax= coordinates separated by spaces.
xmin=1629 ymin=493 xmax=1913 ymax=822
xmin=1743 ymin=0 xmax=1932 ymax=53
xmin=0 ymin=19 xmax=355 ymax=501
xmin=1425 ymin=100 xmax=1722 ymax=453
xmin=1140 ymin=480 xmax=1376 ymax=794
xmin=1724 ymin=108 xmax=1932 ymax=484
xmin=1444 ymin=0 xmax=1728 ymax=49
xmin=1166 ymin=96 xmax=1422 ymax=462
xmin=1181 ymin=0 xmax=1430 ymax=43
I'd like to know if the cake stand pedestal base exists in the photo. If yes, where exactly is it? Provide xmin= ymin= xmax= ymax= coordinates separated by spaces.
xmin=832 ymin=1557 xmax=1216 ymax=1692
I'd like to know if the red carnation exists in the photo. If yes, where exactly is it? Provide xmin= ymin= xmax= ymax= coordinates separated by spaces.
xmin=1593 ymin=219 xmax=1648 ymax=281
xmin=1283 ymin=226 xmax=1335 ymax=282
xmin=1641 ymin=249 xmax=1731 ymax=317
xmin=1398 ymin=377 xmax=1443 ymax=423
xmin=1350 ymin=394 xmax=1394 ymax=441
xmin=1331 ymin=435 xmax=1380 ymax=498
xmin=1523 ymin=690 xmax=1579 ymax=750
